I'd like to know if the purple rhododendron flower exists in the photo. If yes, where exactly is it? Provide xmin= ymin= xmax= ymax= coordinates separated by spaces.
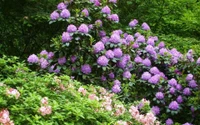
xmin=158 ymin=42 xmax=165 ymax=48
xmin=186 ymin=74 xmax=193 ymax=81
xmin=188 ymin=80 xmax=198 ymax=88
xmin=101 ymin=5 xmax=111 ymax=14
xmin=48 ymin=52 xmax=54 ymax=59
xmin=148 ymin=74 xmax=160 ymax=84
xmin=49 ymin=64 xmax=60 ymax=74
xmin=67 ymin=24 xmax=77 ymax=33
xmin=134 ymin=56 xmax=143 ymax=63
xmin=50 ymin=11 xmax=59 ymax=20
xmin=141 ymin=72 xmax=152 ymax=81
xmin=117 ymin=59 xmax=127 ymax=69
xmin=108 ymin=14 xmax=119 ymax=22
xmin=196 ymin=57 xmax=200 ymax=65
xmin=176 ymin=84 xmax=182 ymax=90
xmin=166 ymin=118 xmax=173 ymax=125
xmin=109 ymin=72 xmax=115 ymax=79
xmin=70 ymin=55 xmax=77 ymax=63
xmin=101 ymin=36 xmax=109 ymax=44
xmin=176 ymin=95 xmax=183 ymax=104
xmin=60 ymin=9 xmax=71 ymax=18
xmin=28 ymin=54 xmax=39 ymax=63
xmin=112 ymin=30 xmax=123 ymax=35
xmin=142 ymin=22 xmax=150 ymax=30
xmin=134 ymin=32 xmax=141 ymax=37
xmin=123 ymin=71 xmax=131 ymax=79
xmin=136 ymin=35 xmax=145 ymax=43
xmin=40 ymin=50 xmax=48 ymax=56
xmin=132 ymin=42 xmax=139 ymax=49
xmin=183 ymin=123 xmax=193 ymax=125
xmin=57 ymin=2 xmax=66 ymax=10
xmin=142 ymin=58 xmax=151 ymax=67
xmin=125 ymin=35 xmax=134 ymax=42
xmin=109 ymin=0 xmax=117 ymax=3
xmin=112 ymin=85 xmax=121 ymax=93
xmin=99 ymin=30 xmax=106 ymax=37
xmin=159 ymin=48 xmax=169 ymax=56
xmin=152 ymin=106 xmax=160 ymax=115
xmin=114 ymin=80 xmax=121 ymax=86
xmin=183 ymin=87 xmax=191 ymax=96
xmin=168 ymin=78 xmax=177 ymax=87
xmin=81 ymin=8 xmax=89 ymax=17
xmin=156 ymin=92 xmax=164 ymax=100
xmin=58 ymin=56 xmax=66 ymax=65
xmin=40 ymin=58 xmax=49 ymax=69
xmin=169 ymin=87 xmax=176 ymax=94
xmin=81 ymin=64 xmax=92 ymax=74
xmin=186 ymin=49 xmax=194 ymax=62
xmin=110 ymin=33 xmax=121 ymax=44
xmin=62 ymin=32 xmax=72 ymax=42
xmin=101 ymin=75 xmax=107 ymax=81
xmin=78 ymin=24 xmax=89 ymax=34
xmin=105 ymin=50 xmax=114 ymax=59
xmin=169 ymin=101 xmax=179 ymax=111
xmin=147 ymin=38 xmax=155 ymax=46
xmin=150 ymin=67 xmax=160 ymax=75
xmin=95 ymin=19 xmax=103 ymax=27
xmin=97 ymin=56 xmax=109 ymax=66
xmin=129 ymin=19 xmax=138 ymax=28
xmin=88 ymin=24 xmax=93 ymax=29
xmin=93 ymin=41 xmax=105 ymax=53
xmin=145 ymin=45 xmax=155 ymax=54
xmin=113 ymin=48 xmax=123 ymax=58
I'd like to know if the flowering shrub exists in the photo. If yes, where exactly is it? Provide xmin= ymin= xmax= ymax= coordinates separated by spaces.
xmin=27 ymin=0 xmax=200 ymax=124
xmin=0 ymin=56 xmax=160 ymax=124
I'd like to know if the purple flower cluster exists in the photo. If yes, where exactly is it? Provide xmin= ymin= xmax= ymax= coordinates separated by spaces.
xmin=169 ymin=101 xmax=179 ymax=110
xmin=101 ymin=6 xmax=111 ymax=14
xmin=78 ymin=24 xmax=89 ymax=34
xmin=129 ymin=19 xmax=138 ymax=28
xmin=81 ymin=64 xmax=92 ymax=74
xmin=28 ymin=54 xmax=39 ymax=63
xmin=97 ymin=56 xmax=109 ymax=66
xmin=81 ymin=8 xmax=89 ymax=17
xmin=113 ymin=48 xmax=123 ymax=58
xmin=152 ymin=106 xmax=160 ymax=115
xmin=156 ymin=92 xmax=164 ymax=100
xmin=93 ymin=41 xmax=105 ymax=53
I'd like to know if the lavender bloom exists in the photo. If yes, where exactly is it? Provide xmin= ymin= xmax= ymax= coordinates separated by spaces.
xmin=28 ymin=54 xmax=39 ymax=63
xmin=188 ymin=80 xmax=198 ymax=88
xmin=109 ymin=0 xmax=117 ymax=3
xmin=196 ymin=57 xmax=200 ymax=65
xmin=109 ymin=72 xmax=115 ymax=79
xmin=81 ymin=64 xmax=92 ymax=74
xmin=183 ymin=88 xmax=191 ymax=96
xmin=101 ymin=36 xmax=109 ymax=44
xmin=176 ymin=84 xmax=182 ymax=90
xmin=152 ymin=106 xmax=160 ymax=115
xmin=159 ymin=48 xmax=169 ymax=56
xmin=97 ymin=56 xmax=109 ymax=66
xmin=101 ymin=75 xmax=107 ymax=81
xmin=108 ymin=14 xmax=119 ymax=22
xmin=142 ymin=22 xmax=150 ymax=30
xmin=113 ymin=48 xmax=123 ymax=58
xmin=183 ymin=123 xmax=193 ymax=125
xmin=105 ymin=50 xmax=114 ymax=59
xmin=134 ymin=56 xmax=143 ymax=63
xmin=145 ymin=45 xmax=155 ymax=54
xmin=40 ymin=58 xmax=49 ymax=69
xmin=93 ymin=41 xmax=105 ymax=53
xmin=158 ymin=42 xmax=165 ymax=48
xmin=147 ymin=38 xmax=155 ymax=46
xmin=78 ymin=24 xmax=89 ymax=34
xmin=57 ymin=2 xmax=66 ymax=10
xmin=169 ymin=101 xmax=179 ymax=110
xmin=110 ymin=33 xmax=121 ymax=43
xmin=114 ymin=80 xmax=121 ymax=86
xmin=186 ymin=74 xmax=193 ymax=81
xmin=136 ymin=35 xmax=145 ymax=43
xmin=95 ymin=19 xmax=103 ymax=27
xmin=50 ymin=11 xmax=59 ymax=20
xmin=67 ymin=24 xmax=77 ymax=33
xmin=132 ymin=42 xmax=139 ymax=49
xmin=70 ymin=55 xmax=77 ymax=63
xmin=129 ymin=19 xmax=138 ymax=28
xmin=58 ymin=57 xmax=66 ymax=65
xmin=150 ymin=67 xmax=160 ymax=75
xmin=40 ymin=50 xmax=48 ymax=56
xmin=60 ymin=9 xmax=71 ymax=18
xmin=186 ymin=49 xmax=194 ymax=62
xmin=169 ymin=87 xmax=176 ymax=94
xmin=176 ymin=95 xmax=183 ymax=104
xmin=125 ymin=35 xmax=134 ymax=42
xmin=101 ymin=6 xmax=111 ymax=14
xmin=141 ymin=72 xmax=152 ymax=80
xmin=48 ymin=52 xmax=54 ymax=59
xmin=123 ymin=71 xmax=131 ymax=79
xmin=99 ymin=30 xmax=106 ymax=37
xmin=62 ymin=32 xmax=72 ymax=42
xmin=168 ymin=78 xmax=177 ymax=87
xmin=112 ymin=85 xmax=121 ymax=93
xmin=156 ymin=92 xmax=164 ymax=100
xmin=88 ymin=24 xmax=93 ymax=29
xmin=134 ymin=32 xmax=141 ymax=37
xmin=142 ymin=58 xmax=151 ymax=67
xmin=81 ymin=8 xmax=89 ymax=17
xmin=117 ymin=59 xmax=127 ymax=69
xmin=49 ymin=64 xmax=60 ymax=74
xmin=165 ymin=118 xmax=173 ymax=125
xmin=112 ymin=30 xmax=123 ymax=35
xmin=148 ymin=75 xmax=160 ymax=84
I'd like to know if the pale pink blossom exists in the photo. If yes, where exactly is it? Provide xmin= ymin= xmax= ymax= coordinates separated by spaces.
xmin=6 ymin=88 xmax=20 ymax=99
xmin=114 ymin=104 xmax=126 ymax=116
xmin=115 ymin=120 xmax=128 ymax=125
xmin=41 ymin=97 xmax=48 ymax=105
xmin=88 ymin=94 xmax=99 ymax=101
xmin=78 ymin=87 xmax=87 ymax=95
xmin=0 ymin=109 xmax=11 ymax=124
xmin=129 ymin=106 xmax=139 ymax=118
xmin=39 ymin=106 xmax=52 ymax=116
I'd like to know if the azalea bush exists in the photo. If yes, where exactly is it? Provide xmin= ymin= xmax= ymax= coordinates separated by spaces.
xmin=27 ymin=0 xmax=200 ymax=124
xmin=0 ymin=56 xmax=160 ymax=125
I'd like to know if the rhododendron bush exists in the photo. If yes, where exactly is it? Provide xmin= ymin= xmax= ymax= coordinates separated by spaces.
xmin=0 ymin=56 xmax=161 ymax=124
xmin=27 ymin=0 xmax=200 ymax=124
